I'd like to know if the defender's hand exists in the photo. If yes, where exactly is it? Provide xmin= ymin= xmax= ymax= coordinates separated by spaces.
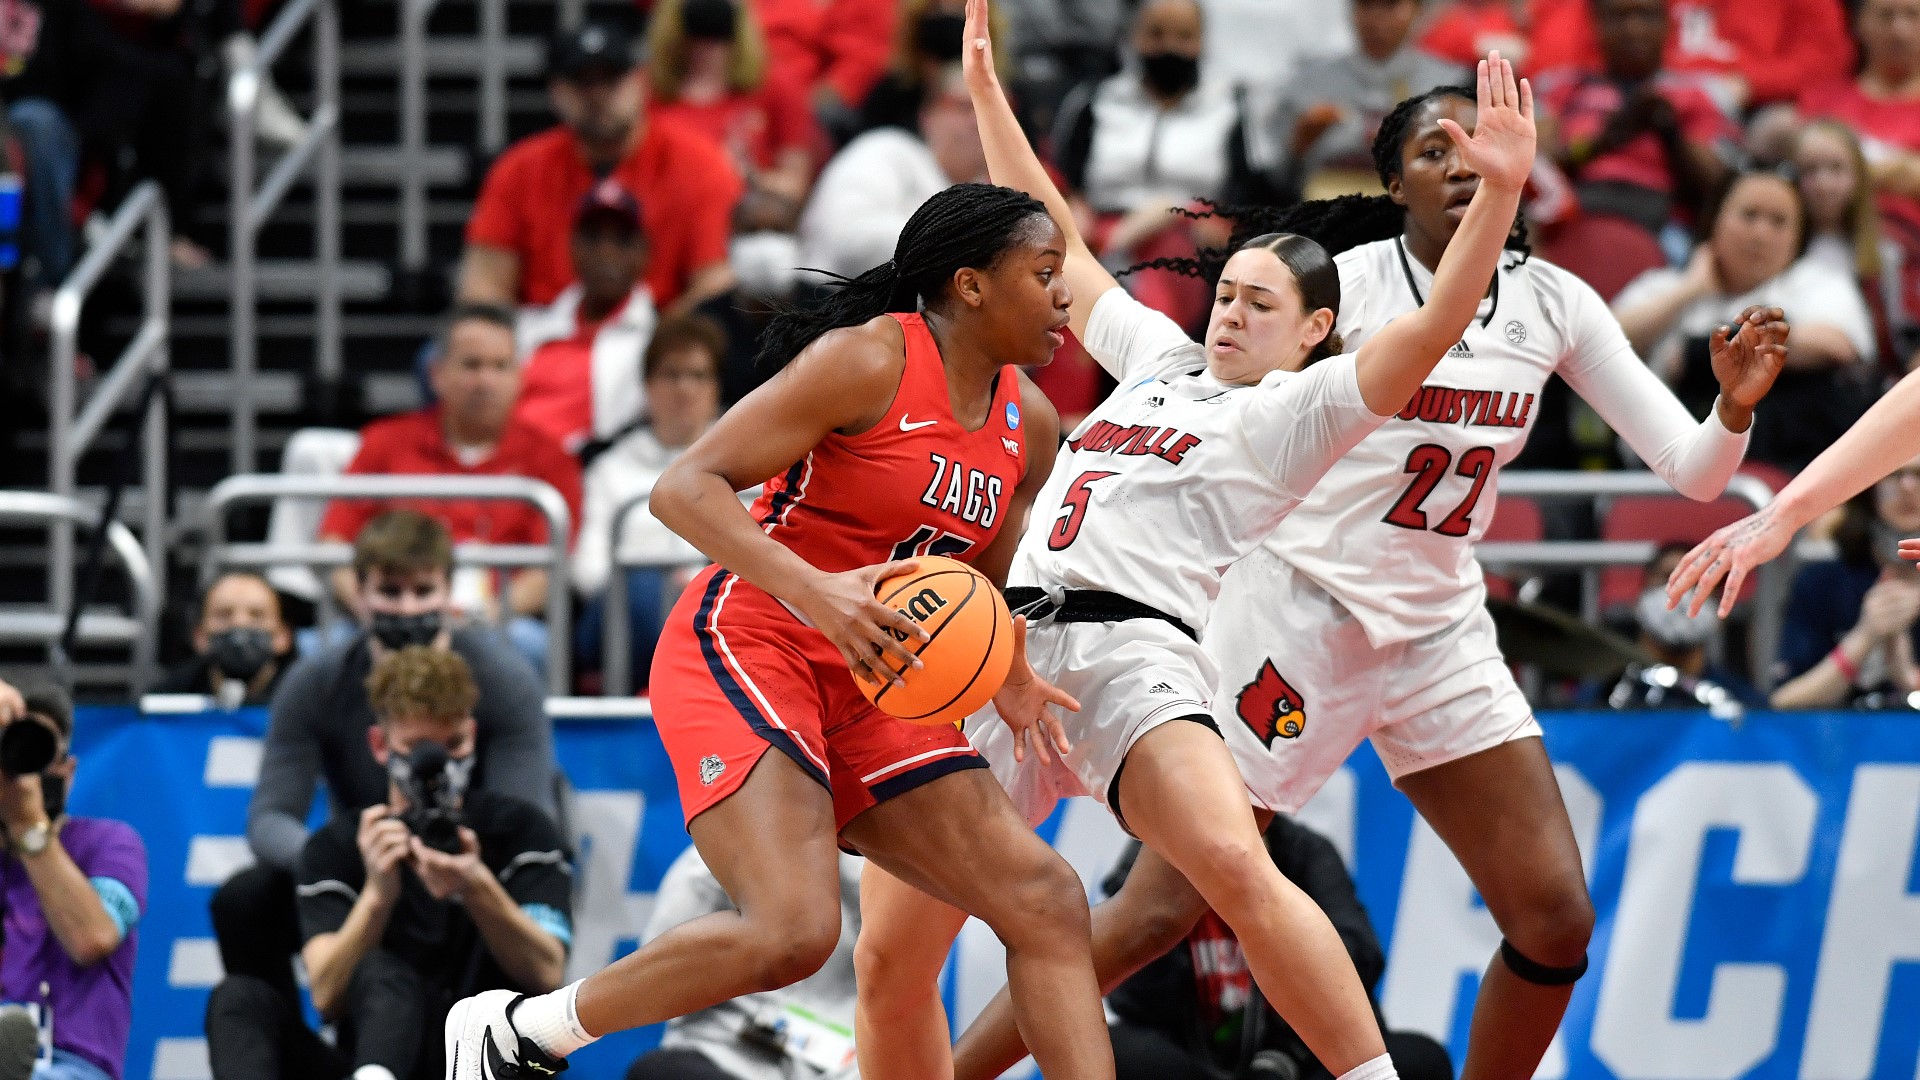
xmin=992 ymin=616 xmax=1079 ymax=766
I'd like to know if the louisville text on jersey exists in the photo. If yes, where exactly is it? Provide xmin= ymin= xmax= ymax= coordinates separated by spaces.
xmin=919 ymin=453 xmax=1005 ymax=528
xmin=1065 ymin=421 xmax=1203 ymax=464
xmin=1395 ymin=385 xmax=1536 ymax=429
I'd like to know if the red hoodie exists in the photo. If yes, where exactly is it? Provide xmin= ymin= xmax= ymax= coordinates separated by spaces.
xmin=754 ymin=0 xmax=897 ymax=107
xmin=1526 ymin=0 xmax=1854 ymax=107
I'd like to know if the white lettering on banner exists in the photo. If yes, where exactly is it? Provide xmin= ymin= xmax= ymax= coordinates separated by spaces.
xmin=567 ymin=790 xmax=656 ymax=982
xmin=1592 ymin=763 xmax=1817 ymax=1080
xmin=1382 ymin=766 xmax=1600 ymax=1080
xmin=1800 ymin=765 xmax=1920 ymax=1080
xmin=1295 ymin=767 xmax=1357 ymax=871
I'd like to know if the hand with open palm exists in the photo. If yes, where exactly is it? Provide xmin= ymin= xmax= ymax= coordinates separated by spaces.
xmin=1439 ymin=53 xmax=1535 ymax=195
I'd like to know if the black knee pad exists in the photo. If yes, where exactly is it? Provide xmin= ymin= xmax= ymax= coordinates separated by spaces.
xmin=1500 ymin=939 xmax=1588 ymax=986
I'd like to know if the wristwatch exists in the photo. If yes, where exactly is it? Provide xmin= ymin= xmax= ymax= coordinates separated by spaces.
xmin=13 ymin=821 xmax=50 ymax=857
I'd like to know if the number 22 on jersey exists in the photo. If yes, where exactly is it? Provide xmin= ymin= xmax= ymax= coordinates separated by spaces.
xmin=1382 ymin=444 xmax=1495 ymax=537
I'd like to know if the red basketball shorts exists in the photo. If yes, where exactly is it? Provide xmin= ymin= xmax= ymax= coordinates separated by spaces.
xmin=651 ymin=566 xmax=987 ymax=831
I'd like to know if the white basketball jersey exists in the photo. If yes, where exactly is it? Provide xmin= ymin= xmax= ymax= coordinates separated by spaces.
xmin=1264 ymin=237 xmax=1638 ymax=645
xmin=1011 ymin=288 xmax=1386 ymax=633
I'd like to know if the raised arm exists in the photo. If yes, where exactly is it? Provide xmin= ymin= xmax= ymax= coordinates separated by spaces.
xmin=1349 ymin=55 xmax=1535 ymax=417
xmin=963 ymin=0 xmax=1117 ymax=344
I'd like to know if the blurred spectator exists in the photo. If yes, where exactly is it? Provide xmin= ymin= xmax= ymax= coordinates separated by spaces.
xmin=319 ymin=304 xmax=584 ymax=672
xmin=0 ymin=681 xmax=145 ymax=1080
xmin=206 ymin=648 xmax=570 ymax=1080
xmin=1800 ymin=0 xmax=1920 ymax=353
xmin=1612 ymin=168 xmax=1877 ymax=471
xmin=513 ymin=182 xmax=658 ymax=456
xmin=1197 ymin=0 xmax=1355 ymax=94
xmin=462 ymin=19 xmax=745 ymax=316
xmin=1243 ymin=0 xmax=1467 ymax=202
xmin=573 ymin=316 xmax=725 ymax=688
xmin=1420 ymin=0 xmax=1528 ymax=72
xmin=1795 ymin=120 xmax=1911 ymax=368
xmin=756 ymin=0 xmax=897 ymax=141
xmin=1056 ymin=0 xmax=1252 ymax=327
xmin=859 ymin=0 xmax=1010 ymax=136
xmin=648 ymin=0 xmax=819 ymax=301
xmin=1528 ymin=0 xmax=1854 ymax=112
xmin=1771 ymin=458 xmax=1920 ymax=709
xmin=997 ymin=0 xmax=1126 ymax=136
xmin=1534 ymin=0 xmax=1733 ymax=243
xmin=0 ymin=0 xmax=107 ymax=303
xmin=209 ymin=511 xmax=557 ymax=1027
xmin=797 ymin=66 xmax=984 ymax=280
xmin=624 ymin=846 xmax=861 ymax=1080
xmin=1102 ymin=822 xmax=1452 ymax=1080
xmin=1605 ymin=543 xmax=1761 ymax=715
xmin=153 ymin=572 xmax=294 ymax=708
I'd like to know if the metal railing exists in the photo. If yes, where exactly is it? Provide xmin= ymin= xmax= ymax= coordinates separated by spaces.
xmin=400 ymin=0 xmax=508 ymax=275
xmin=200 ymin=474 xmax=573 ymax=692
xmin=0 ymin=493 xmax=160 ymax=688
xmin=48 ymin=181 xmax=169 ymax=622
xmin=600 ymin=494 xmax=706 ymax=697
xmin=229 ymin=0 xmax=341 ymax=474
xmin=1477 ymin=472 xmax=1784 ymax=687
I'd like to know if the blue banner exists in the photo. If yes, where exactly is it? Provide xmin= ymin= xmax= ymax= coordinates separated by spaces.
xmin=61 ymin=707 xmax=1920 ymax=1080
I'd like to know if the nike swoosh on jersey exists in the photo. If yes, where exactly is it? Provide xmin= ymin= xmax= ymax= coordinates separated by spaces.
xmin=899 ymin=416 xmax=937 ymax=431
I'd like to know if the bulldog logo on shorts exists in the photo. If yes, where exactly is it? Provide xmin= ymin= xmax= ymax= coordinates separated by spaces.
xmin=1236 ymin=660 xmax=1306 ymax=746
xmin=699 ymin=755 xmax=726 ymax=786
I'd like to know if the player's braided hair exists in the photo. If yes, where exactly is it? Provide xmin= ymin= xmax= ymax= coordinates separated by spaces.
xmin=758 ymin=183 xmax=1053 ymax=369
xmin=1125 ymin=85 xmax=1530 ymax=287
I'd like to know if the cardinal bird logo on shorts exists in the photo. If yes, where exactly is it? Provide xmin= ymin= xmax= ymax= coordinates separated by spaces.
xmin=1236 ymin=660 xmax=1306 ymax=746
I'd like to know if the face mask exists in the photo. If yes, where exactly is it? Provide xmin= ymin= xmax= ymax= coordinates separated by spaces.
xmin=916 ymin=11 xmax=967 ymax=61
xmin=682 ymin=0 xmax=738 ymax=41
xmin=369 ymin=610 xmax=444 ymax=651
xmin=1636 ymin=587 xmax=1720 ymax=649
xmin=40 ymin=773 xmax=66 ymax=821
xmin=207 ymin=626 xmax=276 ymax=682
xmin=1139 ymin=51 xmax=1200 ymax=96
xmin=730 ymin=230 xmax=800 ymax=299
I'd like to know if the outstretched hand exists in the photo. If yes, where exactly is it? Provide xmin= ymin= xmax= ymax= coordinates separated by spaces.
xmin=1665 ymin=506 xmax=1793 ymax=618
xmin=1710 ymin=305 xmax=1790 ymax=412
xmin=1901 ymin=537 xmax=1920 ymax=563
xmin=963 ymin=0 xmax=999 ymax=92
xmin=1439 ymin=52 xmax=1535 ymax=194
xmin=992 ymin=616 xmax=1078 ymax=766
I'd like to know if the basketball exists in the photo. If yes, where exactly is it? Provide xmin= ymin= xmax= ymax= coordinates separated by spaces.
xmin=858 ymin=556 xmax=1015 ymax=726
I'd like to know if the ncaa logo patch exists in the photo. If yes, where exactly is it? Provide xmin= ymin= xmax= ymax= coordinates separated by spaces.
xmin=1505 ymin=320 xmax=1528 ymax=344
xmin=1005 ymin=401 xmax=1021 ymax=430
xmin=699 ymin=755 xmax=725 ymax=786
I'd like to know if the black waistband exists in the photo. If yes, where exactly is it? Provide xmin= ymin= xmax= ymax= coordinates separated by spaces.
xmin=1003 ymin=587 xmax=1197 ymax=641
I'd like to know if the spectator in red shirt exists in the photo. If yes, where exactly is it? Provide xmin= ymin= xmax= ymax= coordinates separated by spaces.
xmin=320 ymin=305 xmax=585 ymax=674
xmin=755 ymin=0 xmax=897 ymax=140
xmin=513 ymin=182 xmax=658 ymax=456
xmin=1536 ymin=0 xmax=1734 ymax=239
xmin=1527 ymin=0 xmax=1853 ymax=111
xmin=1420 ymin=0 xmax=1531 ymax=72
xmin=460 ymin=19 xmax=745 ymax=316
xmin=1801 ymin=0 xmax=1920 ymax=345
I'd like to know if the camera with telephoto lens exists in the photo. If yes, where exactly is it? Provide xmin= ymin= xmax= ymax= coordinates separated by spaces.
xmin=390 ymin=741 xmax=468 ymax=854
xmin=0 ymin=720 xmax=57 ymax=778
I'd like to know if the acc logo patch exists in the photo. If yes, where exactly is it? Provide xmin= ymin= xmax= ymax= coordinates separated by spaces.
xmin=1505 ymin=320 xmax=1527 ymax=344
xmin=1236 ymin=660 xmax=1306 ymax=746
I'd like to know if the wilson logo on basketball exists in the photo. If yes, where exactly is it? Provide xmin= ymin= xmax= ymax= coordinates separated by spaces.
xmin=889 ymin=588 xmax=949 ymax=638
xmin=1236 ymin=660 xmax=1306 ymax=746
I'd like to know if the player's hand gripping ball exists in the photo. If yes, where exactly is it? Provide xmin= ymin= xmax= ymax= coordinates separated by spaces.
xmin=857 ymin=557 xmax=1015 ymax=725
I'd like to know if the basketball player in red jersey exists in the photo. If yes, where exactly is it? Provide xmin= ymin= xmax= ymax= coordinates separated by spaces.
xmin=443 ymin=183 xmax=1117 ymax=1080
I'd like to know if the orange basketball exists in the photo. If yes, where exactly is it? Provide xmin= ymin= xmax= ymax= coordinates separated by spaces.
xmin=857 ymin=556 xmax=1015 ymax=726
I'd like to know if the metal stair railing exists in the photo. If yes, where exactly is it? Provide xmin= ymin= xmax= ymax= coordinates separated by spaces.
xmin=201 ymin=474 xmax=573 ymax=693
xmin=1477 ymin=472 xmax=1784 ymax=687
xmin=48 ymin=180 xmax=169 ymax=624
xmin=0 ymin=493 xmax=159 ymax=688
xmin=599 ymin=493 xmax=706 ymax=697
xmin=229 ymin=0 xmax=341 ymax=473
xmin=400 ymin=0 xmax=508 ymax=277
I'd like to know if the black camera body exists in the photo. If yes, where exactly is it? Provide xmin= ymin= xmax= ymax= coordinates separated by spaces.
xmin=0 ymin=720 xmax=57 ymax=778
xmin=391 ymin=741 xmax=467 ymax=854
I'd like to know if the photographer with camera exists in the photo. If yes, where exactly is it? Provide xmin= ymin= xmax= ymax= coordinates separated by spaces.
xmin=205 ymin=648 xmax=571 ymax=1080
xmin=208 ymin=510 xmax=558 ymax=1012
xmin=0 ymin=679 xmax=147 ymax=1080
xmin=1102 ymin=817 xmax=1451 ymax=1080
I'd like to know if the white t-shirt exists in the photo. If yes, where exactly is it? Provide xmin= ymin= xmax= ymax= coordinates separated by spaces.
xmin=1260 ymin=238 xmax=1751 ymax=646
xmin=1613 ymin=255 xmax=1878 ymax=378
xmin=1009 ymin=287 xmax=1388 ymax=633
xmin=570 ymin=427 xmax=704 ymax=596
xmin=797 ymin=129 xmax=955 ymax=282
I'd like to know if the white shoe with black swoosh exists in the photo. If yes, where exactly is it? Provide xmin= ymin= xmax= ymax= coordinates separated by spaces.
xmin=444 ymin=989 xmax=570 ymax=1079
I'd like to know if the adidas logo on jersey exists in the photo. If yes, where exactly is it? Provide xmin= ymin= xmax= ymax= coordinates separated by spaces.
xmin=1447 ymin=340 xmax=1474 ymax=358
xmin=1148 ymin=682 xmax=1176 ymax=694
xmin=1146 ymin=395 xmax=1165 ymax=408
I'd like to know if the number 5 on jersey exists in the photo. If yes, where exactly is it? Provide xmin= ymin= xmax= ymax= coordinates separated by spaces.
xmin=1048 ymin=471 xmax=1117 ymax=551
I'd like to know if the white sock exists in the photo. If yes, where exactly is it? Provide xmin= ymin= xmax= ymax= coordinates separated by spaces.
xmin=351 ymin=1067 xmax=398 ymax=1080
xmin=513 ymin=980 xmax=596 ymax=1059
xmin=1336 ymin=1052 xmax=1399 ymax=1080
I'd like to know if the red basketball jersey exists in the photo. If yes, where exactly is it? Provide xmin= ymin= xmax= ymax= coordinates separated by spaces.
xmin=748 ymin=312 xmax=1028 ymax=574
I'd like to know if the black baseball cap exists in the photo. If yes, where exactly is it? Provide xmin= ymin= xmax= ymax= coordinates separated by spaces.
xmin=575 ymin=178 xmax=644 ymax=233
xmin=547 ymin=20 xmax=638 ymax=81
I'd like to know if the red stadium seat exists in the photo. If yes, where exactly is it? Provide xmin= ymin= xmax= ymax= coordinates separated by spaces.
xmin=1539 ymin=213 xmax=1668 ymax=303
xmin=1599 ymin=494 xmax=1756 ymax=611
xmin=1482 ymin=495 xmax=1544 ymax=600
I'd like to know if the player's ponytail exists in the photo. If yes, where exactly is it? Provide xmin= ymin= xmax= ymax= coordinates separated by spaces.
xmin=757 ymin=183 xmax=1052 ymax=370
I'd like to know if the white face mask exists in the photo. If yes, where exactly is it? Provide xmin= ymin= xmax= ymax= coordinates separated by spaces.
xmin=1637 ymin=587 xmax=1720 ymax=649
